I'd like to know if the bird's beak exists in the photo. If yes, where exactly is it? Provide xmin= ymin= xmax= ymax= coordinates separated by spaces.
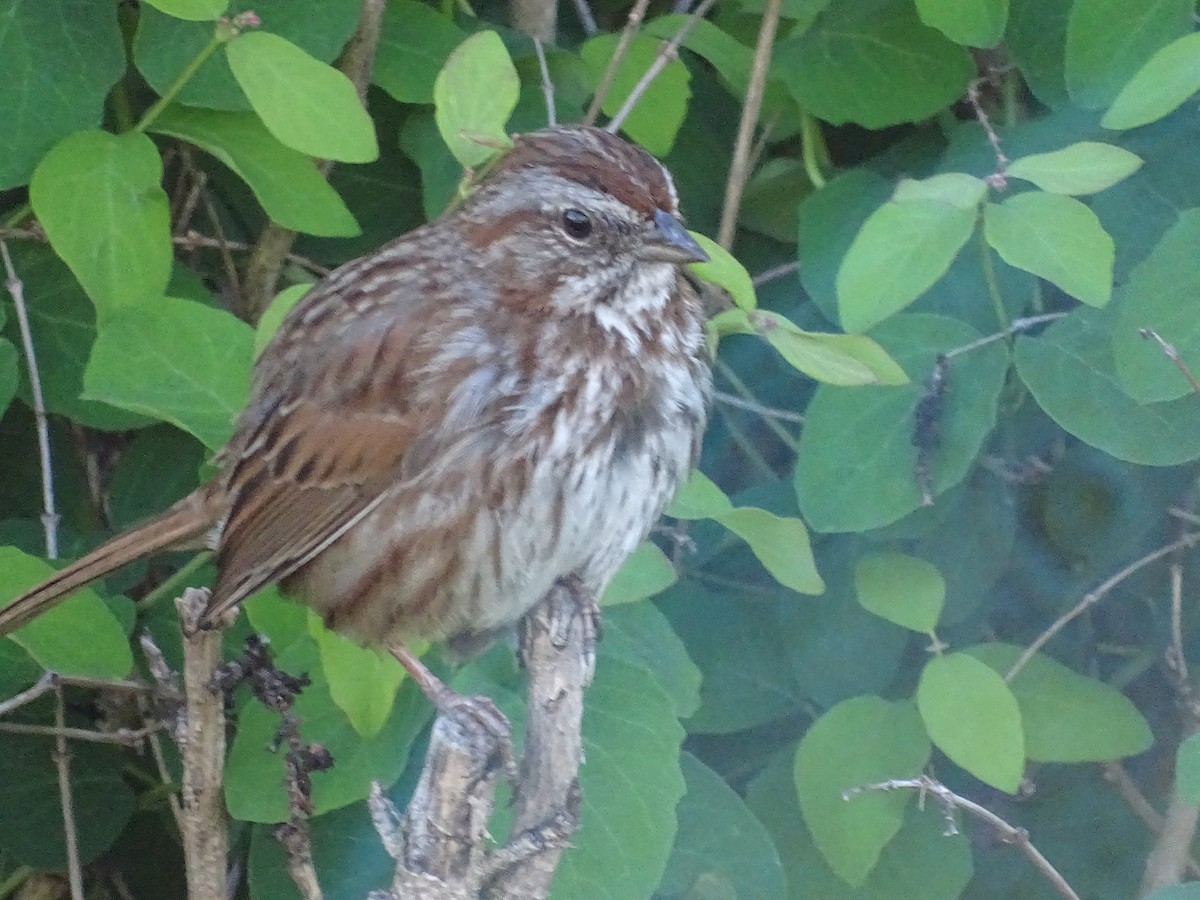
xmin=640 ymin=209 xmax=709 ymax=264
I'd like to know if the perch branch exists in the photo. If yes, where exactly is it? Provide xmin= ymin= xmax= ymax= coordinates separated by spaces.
xmin=177 ymin=589 xmax=230 ymax=900
xmin=585 ymin=0 xmax=651 ymax=125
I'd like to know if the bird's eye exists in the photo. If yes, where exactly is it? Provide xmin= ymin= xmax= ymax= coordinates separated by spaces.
xmin=561 ymin=208 xmax=593 ymax=239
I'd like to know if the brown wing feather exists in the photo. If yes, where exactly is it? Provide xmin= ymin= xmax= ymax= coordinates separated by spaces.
xmin=199 ymin=264 xmax=444 ymax=625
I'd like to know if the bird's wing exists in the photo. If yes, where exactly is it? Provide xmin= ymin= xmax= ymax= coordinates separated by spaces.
xmin=201 ymin=267 xmax=498 ymax=624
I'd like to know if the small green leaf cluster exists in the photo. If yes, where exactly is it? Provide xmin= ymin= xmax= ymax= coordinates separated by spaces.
xmin=2 ymin=1 xmax=1200 ymax=899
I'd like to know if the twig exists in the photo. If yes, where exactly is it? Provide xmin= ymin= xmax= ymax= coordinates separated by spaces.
xmin=943 ymin=313 xmax=1066 ymax=359
xmin=0 ymin=720 xmax=163 ymax=746
xmin=966 ymin=75 xmax=1010 ymax=181
xmin=338 ymin=0 xmax=388 ymax=103
xmin=1140 ymin=328 xmax=1200 ymax=397
xmin=714 ymin=389 xmax=804 ymax=424
xmin=584 ymin=0 xmax=651 ymax=125
xmin=845 ymin=776 xmax=1081 ymax=900
xmin=0 ymin=671 xmax=57 ymax=717
xmin=199 ymin=188 xmax=243 ymax=310
xmin=1006 ymin=532 xmax=1200 ymax=682
xmin=1101 ymin=762 xmax=1200 ymax=879
xmin=716 ymin=358 xmax=800 ymax=451
xmin=1140 ymin=562 xmax=1200 ymax=895
xmin=54 ymin=688 xmax=84 ymax=900
xmin=510 ymin=0 xmax=556 ymax=42
xmin=1 ymin=240 xmax=59 ymax=558
xmin=177 ymin=588 xmax=230 ymax=900
xmin=570 ymin=0 xmax=598 ymax=36
xmin=751 ymin=260 xmax=799 ymax=287
xmin=715 ymin=0 xmax=782 ymax=250
xmin=604 ymin=0 xmax=717 ymax=135
xmin=533 ymin=37 xmax=556 ymax=127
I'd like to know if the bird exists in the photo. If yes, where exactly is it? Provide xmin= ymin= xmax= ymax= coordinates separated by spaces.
xmin=0 ymin=125 xmax=712 ymax=704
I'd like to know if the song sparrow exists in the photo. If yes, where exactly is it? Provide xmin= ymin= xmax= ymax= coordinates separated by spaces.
xmin=0 ymin=126 xmax=711 ymax=677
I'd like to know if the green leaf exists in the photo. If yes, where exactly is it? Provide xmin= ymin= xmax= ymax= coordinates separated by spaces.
xmin=0 ymin=547 xmax=133 ymax=678
xmin=549 ymin=655 xmax=686 ymax=900
xmin=0 ymin=0 xmax=125 ymax=190
xmin=1016 ymin=306 xmax=1200 ymax=466
xmin=711 ymin=507 xmax=824 ymax=595
xmin=1006 ymin=142 xmax=1143 ymax=195
xmin=643 ymin=16 xmax=755 ymax=91
xmin=1177 ymin=734 xmax=1200 ymax=804
xmin=710 ymin=309 xmax=909 ymax=386
xmin=0 ymin=243 xmax=150 ymax=430
xmin=774 ymin=0 xmax=973 ymax=128
xmin=309 ymin=613 xmax=403 ymax=738
xmin=1066 ymin=0 xmax=1193 ymax=109
xmin=796 ymin=315 xmax=1010 ymax=533
xmin=891 ymin=173 xmax=989 ymax=209
xmin=854 ymin=552 xmax=945 ymax=632
xmin=134 ymin=0 xmax=361 ymax=112
xmin=837 ymin=199 xmax=977 ymax=333
xmin=373 ymin=0 xmax=466 ymax=104
xmin=749 ymin=750 xmax=973 ymax=900
xmin=1103 ymin=33 xmax=1200 ymax=130
xmin=254 ymin=284 xmax=311 ymax=358
xmin=1006 ymin=0 xmax=1072 ymax=109
xmin=983 ymin=192 xmax=1114 ymax=307
xmin=151 ymin=106 xmax=359 ymax=237
xmin=690 ymin=233 xmax=756 ymax=310
xmin=917 ymin=652 xmax=1024 ymax=792
xmin=141 ymin=0 xmax=228 ymax=18
xmin=659 ymin=753 xmax=787 ymax=900
xmin=667 ymin=469 xmax=735 ymax=519
xmin=580 ymin=32 xmax=691 ymax=155
xmin=225 ymin=639 xmax=429 ymax=822
xmin=227 ymin=32 xmax=378 ymax=163
xmin=794 ymin=696 xmax=931 ymax=886
xmin=915 ymin=0 xmax=1008 ymax=48
xmin=0 ymin=741 xmax=135 ymax=869
xmin=433 ymin=31 xmax=519 ymax=168
xmin=83 ymin=297 xmax=254 ymax=451
xmin=601 ymin=541 xmax=677 ymax=606
xmin=967 ymin=643 xmax=1153 ymax=763
xmin=1113 ymin=209 xmax=1200 ymax=403
xmin=30 ymin=130 xmax=171 ymax=317
xmin=601 ymin=601 xmax=701 ymax=719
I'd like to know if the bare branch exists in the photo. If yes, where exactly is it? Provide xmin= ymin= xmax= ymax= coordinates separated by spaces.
xmin=584 ymin=0 xmax=651 ymax=125
xmin=716 ymin=0 xmax=783 ymax=250
xmin=1006 ymin=532 xmax=1200 ymax=681
xmin=604 ymin=0 xmax=717 ymax=136
xmin=177 ymin=589 xmax=230 ymax=900
xmin=846 ymin=776 xmax=1081 ymax=900
xmin=570 ymin=0 xmax=598 ymax=36
xmin=533 ymin=38 xmax=556 ymax=127
xmin=1140 ymin=328 xmax=1200 ymax=397
xmin=54 ymin=687 xmax=85 ymax=900
xmin=1 ymin=239 xmax=59 ymax=558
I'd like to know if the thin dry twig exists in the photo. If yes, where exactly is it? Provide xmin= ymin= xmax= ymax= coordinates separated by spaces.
xmin=584 ymin=0 xmax=651 ymax=125
xmin=716 ymin=0 xmax=782 ymax=250
xmin=1140 ymin=328 xmax=1200 ymax=397
xmin=1006 ymin=532 xmax=1200 ymax=682
xmin=752 ymin=260 xmax=799 ymax=287
xmin=1 ymin=239 xmax=59 ymax=558
xmin=713 ymin=389 xmax=804 ymax=425
xmin=54 ymin=688 xmax=85 ymax=900
xmin=966 ymin=74 xmax=1010 ymax=181
xmin=0 ymin=720 xmax=164 ymax=746
xmin=604 ymin=0 xmax=717 ymax=135
xmin=0 ymin=671 xmax=57 ymax=717
xmin=943 ymin=313 xmax=1066 ymax=359
xmin=1101 ymin=762 xmax=1200 ymax=879
xmin=533 ymin=37 xmax=556 ymax=127
xmin=846 ymin=776 xmax=1081 ymax=900
xmin=570 ymin=0 xmax=598 ymax=35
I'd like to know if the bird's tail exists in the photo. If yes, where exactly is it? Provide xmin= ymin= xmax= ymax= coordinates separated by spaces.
xmin=0 ymin=490 xmax=217 ymax=636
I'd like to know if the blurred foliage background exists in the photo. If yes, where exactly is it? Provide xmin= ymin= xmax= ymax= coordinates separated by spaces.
xmin=3 ymin=0 xmax=1200 ymax=898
